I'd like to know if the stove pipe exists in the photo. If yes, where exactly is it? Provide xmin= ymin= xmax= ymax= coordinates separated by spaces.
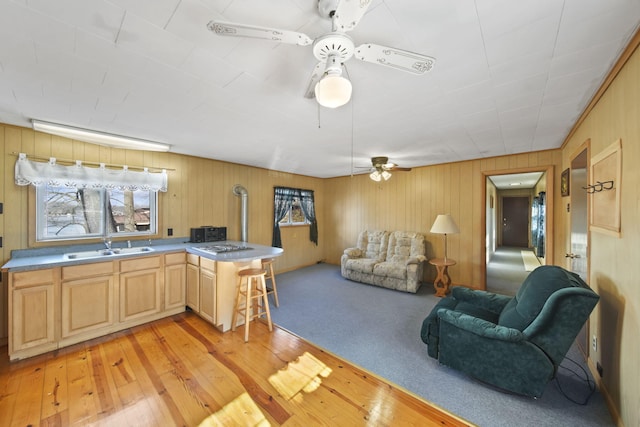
xmin=232 ymin=184 xmax=248 ymax=242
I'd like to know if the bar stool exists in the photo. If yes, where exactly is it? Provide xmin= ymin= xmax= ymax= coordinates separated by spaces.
xmin=232 ymin=268 xmax=273 ymax=342
xmin=261 ymin=258 xmax=280 ymax=307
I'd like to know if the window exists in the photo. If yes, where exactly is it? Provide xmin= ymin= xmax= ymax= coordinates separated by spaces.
xmin=36 ymin=185 xmax=157 ymax=241
xmin=15 ymin=153 xmax=166 ymax=242
xmin=278 ymin=196 xmax=309 ymax=226
xmin=272 ymin=186 xmax=318 ymax=248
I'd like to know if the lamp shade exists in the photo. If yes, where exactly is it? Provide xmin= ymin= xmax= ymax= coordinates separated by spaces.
xmin=430 ymin=214 xmax=460 ymax=234
xmin=315 ymin=74 xmax=352 ymax=108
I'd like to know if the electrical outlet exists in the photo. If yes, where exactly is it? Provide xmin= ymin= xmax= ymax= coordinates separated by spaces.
xmin=167 ymin=228 xmax=173 ymax=236
xmin=592 ymin=335 xmax=598 ymax=352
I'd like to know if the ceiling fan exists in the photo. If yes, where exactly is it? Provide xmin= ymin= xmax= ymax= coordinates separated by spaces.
xmin=364 ymin=156 xmax=412 ymax=181
xmin=207 ymin=0 xmax=435 ymax=108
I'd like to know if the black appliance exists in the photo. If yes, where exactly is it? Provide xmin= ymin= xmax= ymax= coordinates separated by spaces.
xmin=190 ymin=226 xmax=227 ymax=243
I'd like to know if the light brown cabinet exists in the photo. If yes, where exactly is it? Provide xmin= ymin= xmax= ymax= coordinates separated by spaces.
xmin=165 ymin=252 xmax=186 ymax=311
xmin=119 ymin=256 xmax=162 ymax=322
xmin=7 ymin=252 xmax=191 ymax=361
xmin=61 ymin=262 xmax=115 ymax=339
xmin=199 ymin=257 xmax=216 ymax=324
xmin=186 ymin=253 xmax=200 ymax=311
xmin=9 ymin=268 xmax=57 ymax=355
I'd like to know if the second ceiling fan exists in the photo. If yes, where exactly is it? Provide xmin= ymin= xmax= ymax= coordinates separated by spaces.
xmin=207 ymin=0 xmax=436 ymax=108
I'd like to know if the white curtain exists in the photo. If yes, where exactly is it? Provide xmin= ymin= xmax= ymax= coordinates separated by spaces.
xmin=15 ymin=153 xmax=168 ymax=192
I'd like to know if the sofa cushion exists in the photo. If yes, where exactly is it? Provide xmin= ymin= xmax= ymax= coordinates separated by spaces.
xmin=345 ymin=258 xmax=378 ymax=274
xmin=498 ymin=265 xmax=587 ymax=331
xmin=386 ymin=231 xmax=425 ymax=263
xmin=358 ymin=230 xmax=389 ymax=260
xmin=373 ymin=261 xmax=407 ymax=280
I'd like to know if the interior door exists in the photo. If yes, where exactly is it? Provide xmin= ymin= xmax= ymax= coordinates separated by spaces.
xmin=569 ymin=150 xmax=588 ymax=279
xmin=570 ymin=147 xmax=589 ymax=355
xmin=501 ymin=196 xmax=529 ymax=247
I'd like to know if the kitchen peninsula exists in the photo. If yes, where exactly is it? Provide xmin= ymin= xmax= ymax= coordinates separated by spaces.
xmin=2 ymin=239 xmax=283 ymax=361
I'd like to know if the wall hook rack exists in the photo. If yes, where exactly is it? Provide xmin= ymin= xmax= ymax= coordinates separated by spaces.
xmin=582 ymin=180 xmax=614 ymax=193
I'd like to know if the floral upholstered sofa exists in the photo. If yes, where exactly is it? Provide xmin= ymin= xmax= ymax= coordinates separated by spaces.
xmin=340 ymin=230 xmax=427 ymax=293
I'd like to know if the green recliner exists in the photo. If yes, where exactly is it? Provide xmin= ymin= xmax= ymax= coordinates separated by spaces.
xmin=420 ymin=265 xmax=599 ymax=397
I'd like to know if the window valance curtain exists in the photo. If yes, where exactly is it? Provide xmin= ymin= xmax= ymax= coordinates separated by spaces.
xmin=14 ymin=153 xmax=168 ymax=192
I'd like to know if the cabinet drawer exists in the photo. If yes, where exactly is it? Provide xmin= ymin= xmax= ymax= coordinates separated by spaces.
xmin=120 ymin=255 xmax=161 ymax=273
xmin=187 ymin=253 xmax=199 ymax=266
xmin=165 ymin=252 xmax=185 ymax=265
xmin=62 ymin=262 xmax=114 ymax=281
xmin=11 ymin=269 xmax=56 ymax=289
xmin=200 ymin=257 xmax=216 ymax=272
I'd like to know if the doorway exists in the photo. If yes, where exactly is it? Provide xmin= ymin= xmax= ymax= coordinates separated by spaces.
xmin=483 ymin=167 xmax=554 ymax=294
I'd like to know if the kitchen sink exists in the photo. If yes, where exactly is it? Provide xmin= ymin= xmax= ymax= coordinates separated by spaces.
xmin=65 ymin=246 xmax=154 ymax=260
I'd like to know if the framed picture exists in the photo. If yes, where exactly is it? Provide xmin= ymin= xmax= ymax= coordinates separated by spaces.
xmin=561 ymin=168 xmax=570 ymax=197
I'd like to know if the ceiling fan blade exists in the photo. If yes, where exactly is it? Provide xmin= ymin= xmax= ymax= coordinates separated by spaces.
xmin=390 ymin=167 xmax=412 ymax=172
xmin=333 ymin=0 xmax=373 ymax=32
xmin=304 ymin=62 xmax=325 ymax=99
xmin=354 ymin=43 xmax=435 ymax=74
xmin=207 ymin=21 xmax=313 ymax=46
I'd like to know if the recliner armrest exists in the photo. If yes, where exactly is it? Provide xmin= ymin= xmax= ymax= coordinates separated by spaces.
xmin=451 ymin=286 xmax=512 ymax=314
xmin=437 ymin=309 xmax=524 ymax=342
xmin=406 ymin=255 xmax=427 ymax=265
xmin=343 ymin=247 xmax=363 ymax=258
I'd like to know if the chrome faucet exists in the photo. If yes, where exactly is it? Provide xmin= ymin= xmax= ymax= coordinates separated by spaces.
xmin=127 ymin=240 xmax=132 ymax=248
xmin=103 ymin=238 xmax=112 ymax=250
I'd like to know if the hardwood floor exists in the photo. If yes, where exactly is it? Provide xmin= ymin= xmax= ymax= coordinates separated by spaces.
xmin=0 ymin=312 xmax=472 ymax=426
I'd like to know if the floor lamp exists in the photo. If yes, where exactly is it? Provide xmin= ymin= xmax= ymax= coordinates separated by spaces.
xmin=430 ymin=214 xmax=460 ymax=262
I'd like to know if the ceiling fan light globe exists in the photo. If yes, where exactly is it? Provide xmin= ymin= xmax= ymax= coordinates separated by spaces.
xmin=369 ymin=171 xmax=382 ymax=181
xmin=381 ymin=170 xmax=392 ymax=180
xmin=315 ymin=75 xmax=352 ymax=108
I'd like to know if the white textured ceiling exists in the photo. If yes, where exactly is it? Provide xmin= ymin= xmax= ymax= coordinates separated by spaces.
xmin=1 ymin=0 xmax=639 ymax=178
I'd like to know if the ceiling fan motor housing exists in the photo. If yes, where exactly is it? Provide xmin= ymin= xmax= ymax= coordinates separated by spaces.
xmin=313 ymin=33 xmax=355 ymax=63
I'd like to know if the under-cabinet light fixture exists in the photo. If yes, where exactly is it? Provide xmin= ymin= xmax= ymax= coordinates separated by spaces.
xmin=31 ymin=120 xmax=171 ymax=152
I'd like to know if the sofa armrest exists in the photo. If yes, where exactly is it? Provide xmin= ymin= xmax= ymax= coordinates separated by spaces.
xmin=343 ymin=247 xmax=363 ymax=258
xmin=437 ymin=309 xmax=524 ymax=342
xmin=406 ymin=255 xmax=427 ymax=265
xmin=451 ymin=286 xmax=512 ymax=314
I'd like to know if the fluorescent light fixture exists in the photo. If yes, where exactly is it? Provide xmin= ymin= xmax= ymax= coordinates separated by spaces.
xmin=31 ymin=120 xmax=171 ymax=152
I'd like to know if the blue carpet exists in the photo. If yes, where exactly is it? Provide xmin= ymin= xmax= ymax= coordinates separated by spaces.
xmin=269 ymin=263 xmax=613 ymax=427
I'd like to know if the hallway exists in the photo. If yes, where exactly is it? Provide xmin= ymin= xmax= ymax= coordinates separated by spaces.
xmin=486 ymin=247 xmax=538 ymax=295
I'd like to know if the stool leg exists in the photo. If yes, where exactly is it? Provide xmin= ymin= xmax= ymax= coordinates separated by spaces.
xmin=231 ymin=275 xmax=242 ymax=332
xmin=258 ymin=275 xmax=273 ymax=331
xmin=267 ymin=263 xmax=279 ymax=307
xmin=243 ymin=276 xmax=252 ymax=342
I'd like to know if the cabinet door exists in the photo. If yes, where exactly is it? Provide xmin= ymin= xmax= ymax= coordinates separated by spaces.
xmin=62 ymin=276 xmax=114 ymax=338
xmin=120 ymin=269 xmax=162 ymax=322
xmin=199 ymin=268 xmax=216 ymax=324
xmin=12 ymin=284 xmax=55 ymax=352
xmin=186 ymin=263 xmax=200 ymax=312
xmin=165 ymin=263 xmax=186 ymax=310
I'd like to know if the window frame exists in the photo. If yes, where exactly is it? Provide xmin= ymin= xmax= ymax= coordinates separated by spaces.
xmin=35 ymin=184 xmax=158 ymax=242
xmin=278 ymin=195 xmax=310 ymax=227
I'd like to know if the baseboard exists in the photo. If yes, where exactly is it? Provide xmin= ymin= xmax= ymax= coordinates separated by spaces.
xmin=587 ymin=358 xmax=624 ymax=426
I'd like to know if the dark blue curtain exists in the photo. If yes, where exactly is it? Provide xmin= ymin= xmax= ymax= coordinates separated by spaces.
xmin=299 ymin=189 xmax=318 ymax=245
xmin=272 ymin=187 xmax=296 ymax=248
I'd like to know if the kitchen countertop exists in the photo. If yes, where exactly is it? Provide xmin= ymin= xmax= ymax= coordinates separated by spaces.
xmin=1 ymin=238 xmax=283 ymax=272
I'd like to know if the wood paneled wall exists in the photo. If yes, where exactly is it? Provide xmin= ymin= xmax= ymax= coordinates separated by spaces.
xmin=323 ymin=150 xmax=561 ymax=289
xmin=559 ymin=33 xmax=640 ymax=427
xmin=0 ymin=124 xmax=325 ymax=276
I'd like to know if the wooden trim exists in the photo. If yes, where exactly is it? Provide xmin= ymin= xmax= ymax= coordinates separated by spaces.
xmin=561 ymin=27 xmax=640 ymax=149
